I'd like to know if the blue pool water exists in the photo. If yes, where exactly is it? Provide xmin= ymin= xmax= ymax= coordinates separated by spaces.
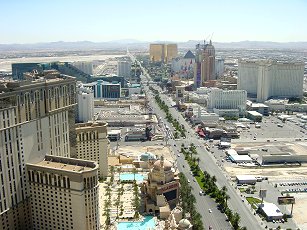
xmin=120 ymin=173 xmax=144 ymax=181
xmin=117 ymin=216 xmax=155 ymax=230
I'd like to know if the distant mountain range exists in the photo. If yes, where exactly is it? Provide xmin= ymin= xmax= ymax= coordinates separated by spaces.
xmin=1 ymin=39 xmax=307 ymax=51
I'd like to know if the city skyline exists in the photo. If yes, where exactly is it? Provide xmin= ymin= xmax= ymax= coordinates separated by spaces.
xmin=1 ymin=0 xmax=307 ymax=44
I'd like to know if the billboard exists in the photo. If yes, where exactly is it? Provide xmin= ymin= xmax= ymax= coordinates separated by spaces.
xmin=278 ymin=196 xmax=295 ymax=205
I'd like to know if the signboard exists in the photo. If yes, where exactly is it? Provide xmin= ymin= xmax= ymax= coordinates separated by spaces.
xmin=158 ymin=182 xmax=178 ymax=194
xmin=278 ymin=196 xmax=295 ymax=205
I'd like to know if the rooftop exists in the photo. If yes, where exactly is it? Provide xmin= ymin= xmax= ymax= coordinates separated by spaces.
xmin=259 ymin=203 xmax=283 ymax=218
xmin=27 ymin=155 xmax=98 ymax=172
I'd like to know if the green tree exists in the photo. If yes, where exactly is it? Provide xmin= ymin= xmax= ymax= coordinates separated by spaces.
xmin=232 ymin=212 xmax=241 ymax=230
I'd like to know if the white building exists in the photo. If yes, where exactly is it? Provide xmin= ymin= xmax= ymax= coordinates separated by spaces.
xmin=72 ymin=61 xmax=93 ymax=75
xmin=171 ymin=50 xmax=195 ymax=78
xmin=259 ymin=203 xmax=283 ymax=221
xmin=236 ymin=175 xmax=257 ymax=184
xmin=207 ymin=89 xmax=247 ymax=115
xmin=27 ymin=155 xmax=99 ymax=230
xmin=77 ymin=83 xmax=94 ymax=122
xmin=117 ymin=60 xmax=131 ymax=78
xmin=215 ymin=57 xmax=225 ymax=77
xmin=238 ymin=59 xmax=304 ymax=102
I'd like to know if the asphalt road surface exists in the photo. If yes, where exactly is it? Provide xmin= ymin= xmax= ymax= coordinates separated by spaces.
xmin=140 ymin=75 xmax=266 ymax=230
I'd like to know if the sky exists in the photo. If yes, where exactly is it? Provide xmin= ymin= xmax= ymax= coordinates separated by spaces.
xmin=0 ymin=0 xmax=307 ymax=44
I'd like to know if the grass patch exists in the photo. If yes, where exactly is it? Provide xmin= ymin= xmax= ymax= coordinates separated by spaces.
xmin=239 ymin=188 xmax=246 ymax=192
xmin=246 ymin=197 xmax=262 ymax=210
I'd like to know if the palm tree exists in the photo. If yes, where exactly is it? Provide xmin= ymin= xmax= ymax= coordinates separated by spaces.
xmin=232 ymin=212 xmax=241 ymax=230
xmin=211 ymin=175 xmax=217 ymax=184
xmin=117 ymin=167 xmax=121 ymax=182
xmin=224 ymin=194 xmax=230 ymax=210
xmin=132 ymin=167 xmax=137 ymax=181
xmin=196 ymin=157 xmax=200 ymax=166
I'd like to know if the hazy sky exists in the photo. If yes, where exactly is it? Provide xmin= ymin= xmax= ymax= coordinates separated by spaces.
xmin=1 ymin=0 xmax=307 ymax=44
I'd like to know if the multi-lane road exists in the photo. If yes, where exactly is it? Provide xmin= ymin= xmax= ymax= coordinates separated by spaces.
xmin=139 ymin=71 xmax=268 ymax=230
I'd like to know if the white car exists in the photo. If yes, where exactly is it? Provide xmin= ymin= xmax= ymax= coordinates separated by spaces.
xmin=187 ymin=179 xmax=190 ymax=183
xmin=208 ymin=209 xmax=212 ymax=213
xmin=177 ymin=154 xmax=180 ymax=157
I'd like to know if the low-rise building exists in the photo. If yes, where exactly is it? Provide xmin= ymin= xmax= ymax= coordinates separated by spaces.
xmin=258 ymin=203 xmax=283 ymax=221
xmin=236 ymin=175 xmax=257 ymax=185
xmin=246 ymin=100 xmax=269 ymax=115
xmin=246 ymin=111 xmax=263 ymax=122
xmin=107 ymin=129 xmax=121 ymax=141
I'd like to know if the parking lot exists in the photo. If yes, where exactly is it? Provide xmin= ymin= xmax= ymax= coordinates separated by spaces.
xmin=238 ymin=115 xmax=306 ymax=141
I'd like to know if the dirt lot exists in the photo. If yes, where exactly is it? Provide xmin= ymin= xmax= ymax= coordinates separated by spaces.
xmin=291 ymin=193 xmax=307 ymax=230
xmin=225 ymin=165 xmax=307 ymax=180
xmin=114 ymin=145 xmax=174 ymax=161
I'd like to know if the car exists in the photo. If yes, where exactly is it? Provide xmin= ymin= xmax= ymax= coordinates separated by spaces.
xmin=187 ymin=179 xmax=190 ymax=183
xmin=209 ymin=226 xmax=213 ymax=230
xmin=208 ymin=209 xmax=212 ymax=213
xmin=199 ymin=191 xmax=203 ymax=196
xmin=177 ymin=154 xmax=180 ymax=157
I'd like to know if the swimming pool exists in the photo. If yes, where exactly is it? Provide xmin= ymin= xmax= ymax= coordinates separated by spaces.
xmin=117 ymin=216 xmax=155 ymax=230
xmin=120 ymin=173 xmax=144 ymax=181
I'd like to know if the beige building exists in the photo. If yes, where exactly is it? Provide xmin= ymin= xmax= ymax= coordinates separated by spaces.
xmin=194 ymin=40 xmax=216 ymax=87
xmin=26 ymin=155 xmax=99 ymax=230
xmin=0 ymin=71 xmax=76 ymax=229
xmin=142 ymin=156 xmax=179 ymax=218
xmin=150 ymin=44 xmax=165 ymax=63
xmin=149 ymin=43 xmax=178 ymax=63
xmin=75 ymin=121 xmax=109 ymax=178
xmin=165 ymin=44 xmax=178 ymax=63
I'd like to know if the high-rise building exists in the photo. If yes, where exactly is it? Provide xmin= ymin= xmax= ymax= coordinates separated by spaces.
xmin=117 ymin=60 xmax=131 ymax=78
xmin=165 ymin=44 xmax=178 ymax=63
xmin=26 ymin=155 xmax=99 ymax=230
xmin=238 ymin=59 xmax=305 ymax=102
xmin=150 ymin=44 xmax=165 ymax=63
xmin=149 ymin=44 xmax=178 ymax=63
xmin=77 ymin=83 xmax=94 ymax=123
xmin=72 ymin=61 xmax=93 ymax=75
xmin=215 ymin=57 xmax=225 ymax=78
xmin=75 ymin=121 xmax=109 ymax=178
xmin=194 ymin=40 xmax=216 ymax=88
xmin=0 ymin=70 xmax=76 ymax=229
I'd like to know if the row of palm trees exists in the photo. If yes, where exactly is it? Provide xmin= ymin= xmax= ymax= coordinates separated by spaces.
xmin=179 ymin=173 xmax=204 ymax=230
xmin=153 ymin=94 xmax=186 ymax=137
xmin=132 ymin=180 xmax=141 ymax=219
xmin=181 ymin=144 xmax=247 ymax=230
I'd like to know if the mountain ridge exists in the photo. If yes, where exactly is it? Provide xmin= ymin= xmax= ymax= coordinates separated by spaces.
xmin=1 ymin=39 xmax=307 ymax=51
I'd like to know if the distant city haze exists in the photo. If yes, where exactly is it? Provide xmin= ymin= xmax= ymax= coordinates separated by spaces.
xmin=1 ymin=0 xmax=307 ymax=44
